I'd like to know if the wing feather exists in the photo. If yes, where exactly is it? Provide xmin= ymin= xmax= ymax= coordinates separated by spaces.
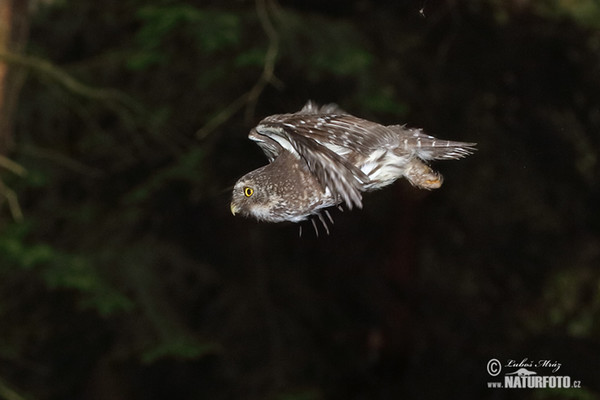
xmin=248 ymin=129 xmax=280 ymax=162
xmin=252 ymin=123 xmax=368 ymax=209
xmin=297 ymin=101 xmax=347 ymax=115
xmin=260 ymin=113 xmax=389 ymax=153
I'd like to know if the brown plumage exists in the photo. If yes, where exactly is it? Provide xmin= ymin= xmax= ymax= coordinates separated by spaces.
xmin=230 ymin=101 xmax=476 ymax=234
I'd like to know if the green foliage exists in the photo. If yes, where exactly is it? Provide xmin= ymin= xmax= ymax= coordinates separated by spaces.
xmin=0 ymin=223 xmax=134 ymax=316
xmin=526 ymin=266 xmax=600 ymax=338
xmin=533 ymin=0 xmax=600 ymax=29
xmin=123 ymin=146 xmax=205 ymax=205
xmin=360 ymin=87 xmax=409 ymax=116
xmin=277 ymin=12 xmax=373 ymax=79
xmin=0 ymin=223 xmax=54 ymax=269
xmin=128 ymin=5 xmax=241 ymax=70
xmin=140 ymin=335 xmax=218 ymax=364
xmin=235 ymin=47 xmax=270 ymax=68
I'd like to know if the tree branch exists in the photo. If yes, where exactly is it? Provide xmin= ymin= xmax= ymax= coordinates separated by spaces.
xmin=0 ymin=378 xmax=29 ymax=400
xmin=0 ymin=178 xmax=23 ymax=221
xmin=196 ymin=0 xmax=282 ymax=140
xmin=0 ymin=50 xmax=140 ymax=110
xmin=0 ymin=0 xmax=30 ymax=154
xmin=0 ymin=155 xmax=26 ymax=222
xmin=243 ymin=0 xmax=282 ymax=122
xmin=20 ymin=145 xmax=105 ymax=178
xmin=0 ymin=154 xmax=26 ymax=176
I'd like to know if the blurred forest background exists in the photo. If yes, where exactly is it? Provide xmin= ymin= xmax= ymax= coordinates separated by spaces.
xmin=1 ymin=0 xmax=599 ymax=399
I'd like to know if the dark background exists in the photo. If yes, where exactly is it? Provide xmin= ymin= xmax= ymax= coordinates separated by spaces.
xmin=0 ymin=0 xmax=599 ymax=399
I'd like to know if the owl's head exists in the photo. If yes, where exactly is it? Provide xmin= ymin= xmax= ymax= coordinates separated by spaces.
xmin=230 ymin=166 xmax=286 ymax=223
xmin=231 ymin=152 xmax=332 ymax=223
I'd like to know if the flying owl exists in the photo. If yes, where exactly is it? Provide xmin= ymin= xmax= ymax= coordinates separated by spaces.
xmin=230 ymin=101 xmax=476 ymax=234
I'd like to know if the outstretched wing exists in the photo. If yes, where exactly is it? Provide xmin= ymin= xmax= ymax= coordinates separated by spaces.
xmin=249 ymin=105 xmax=372 ymax=209
xmin=255 ymin=103 xmax=392 ymax=161
xmin=250 ymin=124 xmax=368 ymax=210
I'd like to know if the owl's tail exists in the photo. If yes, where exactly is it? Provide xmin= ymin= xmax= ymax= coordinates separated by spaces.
xmin=417 ymin=140 xmax=477 ymax=161
xmin=388 ymin=126 xmax=477 ymax=161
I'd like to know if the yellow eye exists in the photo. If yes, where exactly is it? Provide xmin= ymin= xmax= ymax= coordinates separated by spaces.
xmin=244 ymin=187 xmax=254 ymax=197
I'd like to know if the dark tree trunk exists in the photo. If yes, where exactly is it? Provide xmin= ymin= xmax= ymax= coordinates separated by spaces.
xmin=0 ymin=0 xmax=29 ymax=154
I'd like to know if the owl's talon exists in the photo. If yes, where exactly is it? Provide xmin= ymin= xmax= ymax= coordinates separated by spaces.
xmin=310 ymin=218 xmax=319 ymax=237
xmin=324 ymin=209 xmax=334 ymax=225
xmin=317 ymin=212 xmax=330 ymax=235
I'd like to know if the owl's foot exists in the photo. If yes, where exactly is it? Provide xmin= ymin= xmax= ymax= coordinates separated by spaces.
xmin=405 ymin=159 xmax=444 ymax=189
xmin=299 ymin=210 xmax=334 ymax=237
xmin=313 ymin=210 xmax=334 ymax=236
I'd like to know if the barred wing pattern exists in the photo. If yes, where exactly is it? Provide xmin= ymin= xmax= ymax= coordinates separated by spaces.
xmin=231 ymin=101 xmax=476 ymax=234
xmin=250 ymin=124 xmax=369 ymax=210
xmin=249 ymin=102 xmax=475 ymax=210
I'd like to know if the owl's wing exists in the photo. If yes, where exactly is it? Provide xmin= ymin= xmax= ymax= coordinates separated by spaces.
xmin=296 ymin=100 xmax=347 ymax=115
xmin=259 ymin=111 xmax=391 ymax=155
xmin=248 ymin=128 xmax=280 ymax=163
xmin=250 ymin=123 xmax=369 ymax=210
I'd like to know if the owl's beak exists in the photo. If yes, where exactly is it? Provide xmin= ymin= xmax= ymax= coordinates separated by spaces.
xmin=230 ymin=203 xmax=239 ymax=216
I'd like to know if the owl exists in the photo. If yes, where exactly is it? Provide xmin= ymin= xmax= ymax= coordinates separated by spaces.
xmin=230 ymin=101 xmax=476 ymax=235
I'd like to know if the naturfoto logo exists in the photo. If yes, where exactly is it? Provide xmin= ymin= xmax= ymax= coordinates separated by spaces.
xmin=486 ymin=358 xmax=582 ymax=389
